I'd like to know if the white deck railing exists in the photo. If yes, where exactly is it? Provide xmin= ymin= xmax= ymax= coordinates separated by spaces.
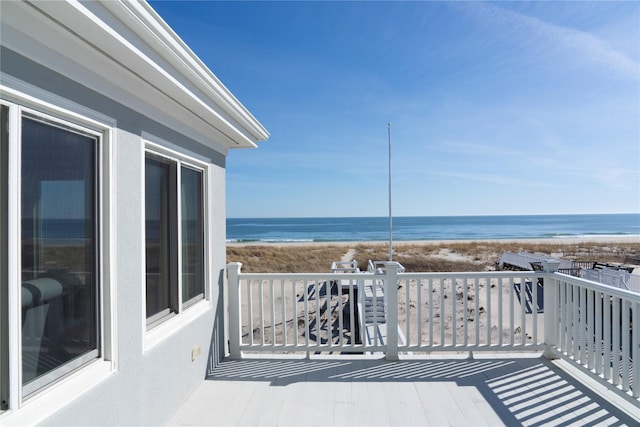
xmin=395 ymin=271 xmax=546 ymax=353
xmin=546 ymin=270 xmax=639 ymax=399
xmin=227 ymin=261 xmax=639 ymax=400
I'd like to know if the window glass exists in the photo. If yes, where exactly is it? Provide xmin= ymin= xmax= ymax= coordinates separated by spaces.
xmin=145 ymin=155 xmax=177 ymax=324
xmin=20 ymin=116 xmax=99 ymax=393
xmin=181 ymin=167 xmax=204 ymax=304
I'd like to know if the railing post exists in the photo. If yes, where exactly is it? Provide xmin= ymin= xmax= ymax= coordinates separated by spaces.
xmin=542 ymin=260 xmax=560 ymax=360
xmin=227 ymin=262 xmax=242 ymax=359
xmin=633 ymin=300 xmax=640 ymax=398
xmin=385 ymin=262 xmax=401 ymax=361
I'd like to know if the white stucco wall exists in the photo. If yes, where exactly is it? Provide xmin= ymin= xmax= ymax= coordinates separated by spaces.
xmin=1 ymin=47 xmax=230 ymax=426
xmin=1 ymin=1 xmax=268 ymax=422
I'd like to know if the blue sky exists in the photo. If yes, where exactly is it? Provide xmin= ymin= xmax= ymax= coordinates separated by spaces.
xmin=150 ymin=1 xmax=639 ymax=218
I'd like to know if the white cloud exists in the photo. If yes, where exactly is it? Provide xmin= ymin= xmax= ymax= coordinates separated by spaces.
xmin=474 ymin=3 xmax=639 ymax=80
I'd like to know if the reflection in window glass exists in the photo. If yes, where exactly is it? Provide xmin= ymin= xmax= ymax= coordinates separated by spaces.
xmin=145 ymin=156 xmax=177 ymax=323
xmin=181 ymin=167 xmax=204 ymax=304
xmin=20 ymin=116 xmax=98 ymax=393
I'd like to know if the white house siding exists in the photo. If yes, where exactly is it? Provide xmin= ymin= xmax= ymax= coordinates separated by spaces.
xmin=0 ymin=1 xmax=266 ymax=425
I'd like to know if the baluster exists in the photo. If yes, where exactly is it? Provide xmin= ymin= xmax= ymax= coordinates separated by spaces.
xmin=463 ymin=278 xmax=469 ymax=347
xmin=451 ymin=278 xmax=456 ymax=347
xmin=603 ymin=291 xmax=611 ymax=381
xmin=429 ymin=278 xmax=434 ymax=347
xmin=594 ymin=290 xmax=602 ymax=375
xmin=632 ymin=301 xmax=640 ymax=398
xmin=531 ymin=276 xmax=537 ymax=345
xmin=270 ymin=279 xmax=276 ymax=345
xmin=247 ymin=279 xmax=253 ymax=347
xmin=440 ymin=279 xmax=446 ymax=347
xmin=579 ymin=286 xmax=586 ymax=363
xmin=293 ymin=280 xmax=299 ymax=348
xmin=417 ymin=278 xmax=423 ymax=348
xmin=281 ymin=279 xmax=286 ymax=347
xmin=304 ymin=279 xmax=310 ymax=349
xmin=315 ymin=280 xmax=321 ymax=348
xmin=621 ymin=300 xmax=630 ymax=392
xmin=520 ymin=278 xmax=527 ymax=346
xmin=474 ymin=278 xmax=480 ymax=347
xmin=337 ymin=278 xmax=343 ymax=348
xmin=612 ymin=296 xmax=620 ymax=386
xmin=497 ymin=277 xmax=503 ymax=347
xmin=405 ymin=277 xmax=411 ymax=347
xmin=349 ymin=278 xmax=355 ymax=347
xmin=587 ymin=288 xmax=594 ymax=370
xmin=509 ymin=277 xmax=515 ymax=347
xmin=486 ymin=278 xmax=492 ymax=347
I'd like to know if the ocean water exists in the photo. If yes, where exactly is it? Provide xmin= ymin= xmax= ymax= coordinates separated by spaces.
xmin=227 ymin=214 xmax=640 ymax=243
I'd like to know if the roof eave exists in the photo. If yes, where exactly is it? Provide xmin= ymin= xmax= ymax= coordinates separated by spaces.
xmin=2 ymin=0 xmax=268 ymax=150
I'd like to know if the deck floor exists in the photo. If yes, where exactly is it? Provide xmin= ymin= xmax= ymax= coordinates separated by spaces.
xmin=168 ymin=353 xmax=638 ymax=426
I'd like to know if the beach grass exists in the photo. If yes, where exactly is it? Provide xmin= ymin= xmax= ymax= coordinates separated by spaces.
xmin=226 ymin=245 xmax=347 ymax=273
xmin=227 ymin=239 xmax=640 ymax=273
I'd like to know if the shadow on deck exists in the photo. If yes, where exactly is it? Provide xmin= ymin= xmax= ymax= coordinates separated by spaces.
xmin=170 ymin=355 xmax=638 ymax=426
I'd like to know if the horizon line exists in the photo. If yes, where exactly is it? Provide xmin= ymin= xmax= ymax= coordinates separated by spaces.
xmin=227 ymin=212 xmax=640 ymax=220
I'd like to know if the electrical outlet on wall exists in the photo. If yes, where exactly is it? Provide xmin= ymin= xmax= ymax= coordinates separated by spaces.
xmin=191 ymin=345 xmax=201 ymax=361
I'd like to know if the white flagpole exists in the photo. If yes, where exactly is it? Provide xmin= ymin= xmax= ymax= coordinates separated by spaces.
xmin=388 ymin=122 xmax=392 ymax=262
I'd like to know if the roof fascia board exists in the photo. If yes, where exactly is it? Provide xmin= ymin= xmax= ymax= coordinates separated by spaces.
xmin=0 ymin=2 xmax=227 ymax=153
xmin=111 ymin=1 xmax=269 ymax=142
xmin=4 ymin=1 xmax=267 ymax=149
xmin=33 ymin=0 xmax=260 ymax=148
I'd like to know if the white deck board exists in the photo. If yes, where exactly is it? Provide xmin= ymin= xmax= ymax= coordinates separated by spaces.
xmin=168 ymin=354 xmax=639 ymax=426
xmin=381 ymin=381 xmax=429 ymax=426
xmin=332 ymin=373 xmax=354 ymax=425
xmin=412 ymin=381 xmax=455 ymax=426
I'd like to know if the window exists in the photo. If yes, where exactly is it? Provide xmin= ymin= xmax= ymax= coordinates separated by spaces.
xmin=145 ymin=150 xmax=205 ymax=329
xmin=181 ymin=166 xmax=204 ymax=305
xmin=1 ymin=99 xmax=107 ymax=406
xmin=145 ymin=154 xmax=178 ymax=323
xmin=20 ymin=116 xmax=99 ymax=395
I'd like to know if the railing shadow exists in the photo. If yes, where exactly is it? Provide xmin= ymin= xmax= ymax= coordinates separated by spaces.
xmin=206 ymin=356 xmax=636 ymax=426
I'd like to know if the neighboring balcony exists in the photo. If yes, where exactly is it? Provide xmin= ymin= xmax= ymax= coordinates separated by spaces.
xmin=170 ymin=262 xmax=639 ymax=426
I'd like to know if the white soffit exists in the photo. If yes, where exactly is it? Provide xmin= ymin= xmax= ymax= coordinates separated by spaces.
xmin=1 ymin=0 xmax=269 ymax=150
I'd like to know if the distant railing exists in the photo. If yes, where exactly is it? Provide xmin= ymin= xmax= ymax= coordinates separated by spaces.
xmin=227 ymin=261 xmax=639 ymax=400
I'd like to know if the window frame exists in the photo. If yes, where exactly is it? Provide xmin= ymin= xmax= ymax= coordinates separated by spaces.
xmin=0 ymin=88 xmax=115 ymax=420
xmin=1 ymin=104 xmax=10 ymax=412
xmin=143 ymin=141 xmax=209 ymax=349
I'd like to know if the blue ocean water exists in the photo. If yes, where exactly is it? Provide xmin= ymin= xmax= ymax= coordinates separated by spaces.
xmin=227 ymin=214 xmax=640 ymax=243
